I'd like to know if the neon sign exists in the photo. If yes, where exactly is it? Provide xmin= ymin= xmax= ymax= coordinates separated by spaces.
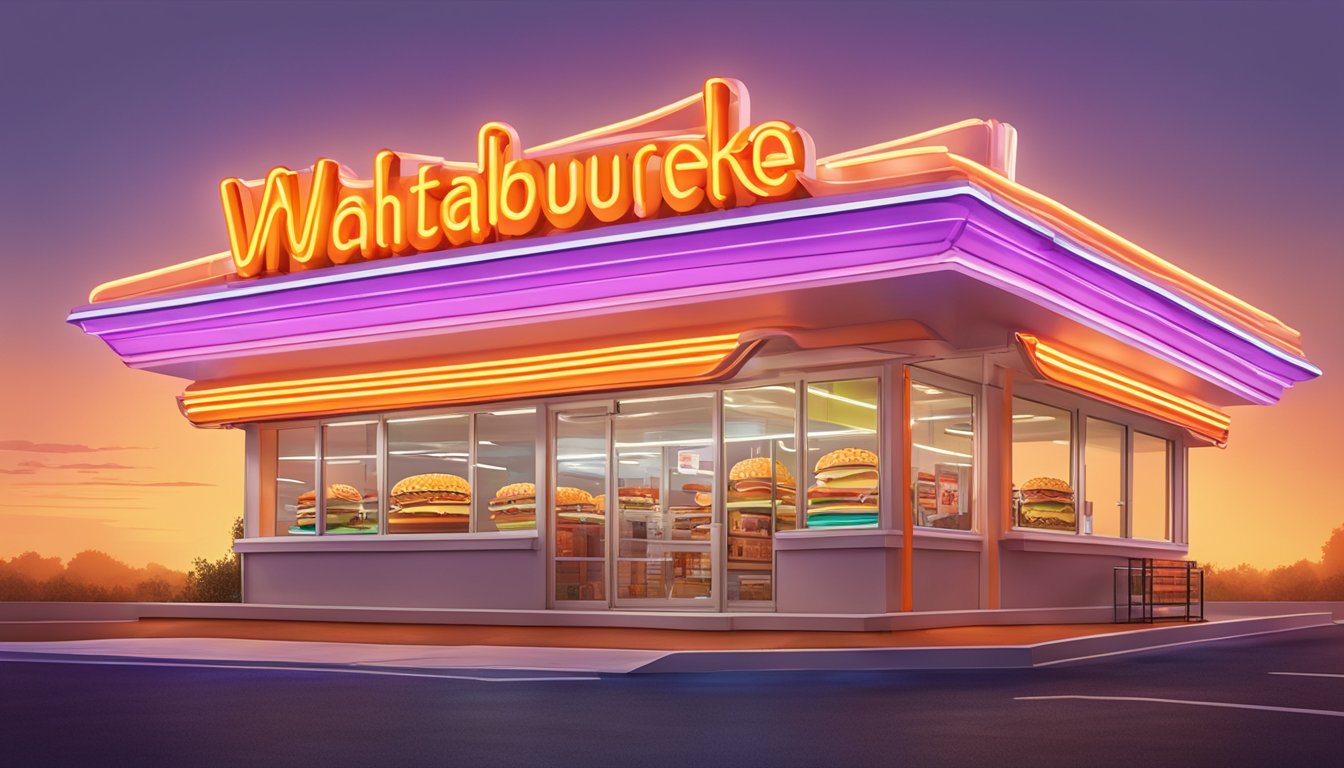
xmin=221 ymin=78 xmax=813 ymax=279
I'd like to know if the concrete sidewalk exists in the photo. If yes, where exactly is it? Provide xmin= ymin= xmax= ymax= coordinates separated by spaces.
xmin=0 ymin=612 xmax=1332 ymax=675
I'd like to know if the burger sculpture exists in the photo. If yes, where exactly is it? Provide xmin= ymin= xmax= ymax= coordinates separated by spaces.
xmin=807 ymin=448 xmax=879 ymax=527
xmin=1017 ymin=477 xmax=1076 ymax=530
xmin=728 ymin=457 xmax=797 ymax=529
xmin=554 ymin=487 xmax=600 ymax=522
xmin=389 ymin=473 xmax=471 ymax=533
xmin=295 ymin=483 xmax=366 ymax=533
xmin=489 ymin=481 xmax=539 ymax=531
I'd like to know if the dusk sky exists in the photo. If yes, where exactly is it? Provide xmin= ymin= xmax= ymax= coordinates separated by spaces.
xmin=0 ymin=0 xmax=1339 ymax=571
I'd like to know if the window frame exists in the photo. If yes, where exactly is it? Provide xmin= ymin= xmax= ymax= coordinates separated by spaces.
xmin=906 ymin=366 xmax=981 ymax=535
xmin=1010 ymin=379 xmax=1185 ymax=543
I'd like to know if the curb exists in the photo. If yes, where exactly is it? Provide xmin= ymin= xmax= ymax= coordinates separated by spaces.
xmin=0 ymin=613 xmax=1332 ymax=676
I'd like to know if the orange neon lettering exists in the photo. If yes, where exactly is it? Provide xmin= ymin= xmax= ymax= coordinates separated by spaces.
xmin=747 ymin=121 xmax=805 ymax=196
xmin=221 ymin=159 xmax=340 ymax=278
xmin=479 ymin=122 xmax=516 ymax=230
xmin=704 ymin=77 xmax=752 ymax=207
xmin=499 ymin=159 xmax=543 ymax=237
xmin=661 ymin=143 xmax=708 ymax=213
xmin=585 ymin=153 xmax=631 ymax=223
xmin=329 ymin=192 xmax=372 ymax=263
xmin=218 ymin=78 xmax=814 ymax=280
xmin=373 ymin=150 xmax=409 ymax=256
xmin=542 ymin=158 xmax=586 ymax=230
xmin=408 ymin=164 xmax=445 ymax=252
xmin=631 ymin=143 xmax=663 ymax=219
xmin=439 ymin=175 xmax=490 ymax=246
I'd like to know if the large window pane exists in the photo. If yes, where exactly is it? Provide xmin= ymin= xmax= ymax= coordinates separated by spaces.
xmin=554 ymin=410 xmax=607 ymax=601
xmin=275 ymin=427 xmax=316 ymax=536
xmin=805 ymin=379 xmax=880 ymax=529
xmin=386 ymin=412 xmax=470 ymax=534
xmin=910 ymin=380 xmax=973 ymax=530
xmin=1132 ymin=432 xmax=1172 ymax=541
xmin=1012 ymin=398 xmax=1075 ymax=532
xmin=614 ymin=394 xmax=715 ymax=602
xmin=723 ymin=385 xmax=797 ymax=605
xmin=1084 ymin=418 xmax=1125 ymax=537
xmin=321 ymin=421 xmax=379 ymax=534
xmin=477 ymin=408 xmax=537 ymax=532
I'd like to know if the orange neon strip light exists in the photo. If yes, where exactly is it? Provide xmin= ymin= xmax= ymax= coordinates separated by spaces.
xmin=1017 ymin=333 xmax=1231 ymax=444
xmin=183 ymin=334 xmax=742 ymax=405
xmin=181 ymin=333 xmax=752 ymax=425
xmin=89 ymin=251 xmax=234 ymax=303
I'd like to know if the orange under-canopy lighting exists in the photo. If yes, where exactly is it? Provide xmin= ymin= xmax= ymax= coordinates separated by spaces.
xmin=180 ymin=333 xmax=758 ymax=425
xmin=1016 ymin=333 xmax=1231 ymax=445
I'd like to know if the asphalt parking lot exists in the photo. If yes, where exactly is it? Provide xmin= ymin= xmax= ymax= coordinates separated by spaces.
xmin=2 ymin=623 xmax=1341 ymax=767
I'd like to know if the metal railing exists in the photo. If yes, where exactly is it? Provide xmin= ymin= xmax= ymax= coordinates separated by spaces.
xmin=1114 ymin=558 xmax=1204 ymax=623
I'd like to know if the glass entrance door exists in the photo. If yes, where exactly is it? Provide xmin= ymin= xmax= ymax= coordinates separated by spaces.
xmin=551 ymin=396 xmax=719 ymax=610
xmin=553 ymin=407 xmax=609 ymax=604
xmin=612 ymin=394 xmax=717 ymax=610
xmin=722 ymin=385 xmax=798 ymax=609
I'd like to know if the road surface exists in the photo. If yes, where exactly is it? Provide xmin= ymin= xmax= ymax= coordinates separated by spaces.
xmin=2 ymin=624 xmax=1341 ymax=766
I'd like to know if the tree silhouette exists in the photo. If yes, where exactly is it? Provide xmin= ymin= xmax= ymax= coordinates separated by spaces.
xmin=180 ymin=517 xmax=243 ymax=603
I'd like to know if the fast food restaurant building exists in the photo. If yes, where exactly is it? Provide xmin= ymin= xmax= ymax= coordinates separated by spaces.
xmin=68 ymin=78 xmax=1320 ymax=624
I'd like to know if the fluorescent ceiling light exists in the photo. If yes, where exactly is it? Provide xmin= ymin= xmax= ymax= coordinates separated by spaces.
xmin=912 ymin=442 xmax=973 ymax=459
xmin=387 ymin=414 xmax=467 ymax=424
xmin=807 ymin=386 xmax=877 ymax=410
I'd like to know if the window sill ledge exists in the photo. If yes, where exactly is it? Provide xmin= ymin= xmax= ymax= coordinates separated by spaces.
xmin=1000 ymin=532 xmax=1185 ymax=558
xmin=234 ymin=531 xmax=540 ymax=554
xmin=775 ymin=528 xmax=983 ymax=552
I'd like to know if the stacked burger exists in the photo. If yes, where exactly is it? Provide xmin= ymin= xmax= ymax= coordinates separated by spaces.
xmin=489 ymin=481 xmax=538 ymax=531
xmin=1017 ymin=477 xmax=1076 ymax=531
xmin=670 ymin=482 xmax=712 ymax=540
xmin=728 ymin=457 xmax=796 ymax=530
xmin=617 ymin=486 xmax=659 ymax=516
xmin=294 ymin=484 xmax=367 ymax=533
xmin=389 ymin=473 xmax=470 ymax=533
xmin=806 ymin=448 xmax=880 ymax=528
xmin=555 ymin=487 xmax=601 ymax=523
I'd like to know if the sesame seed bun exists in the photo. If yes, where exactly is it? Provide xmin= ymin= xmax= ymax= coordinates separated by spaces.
xmin=1020 ymin=476 xmax=1073 ymax=494
xmin=555 ymin=486 xmax=595 ymax=506
xmin=729 ymin=457 xmax=795 ymax=486
xmin=299 ymin=484 xmax=363 ymax=505
xmin=814 ymin=448 xmax=878 ymax=473
xmin=493 ymin=481 xmax=536 ymax=500
xmin=390 ymin=473 xmax=470 ymax=498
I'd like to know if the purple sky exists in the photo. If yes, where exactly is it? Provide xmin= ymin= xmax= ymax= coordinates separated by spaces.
xmin=0 ymin=1 xmax=1340 ymax=569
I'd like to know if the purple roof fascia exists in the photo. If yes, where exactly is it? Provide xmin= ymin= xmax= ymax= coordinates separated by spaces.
xmin=67 ymin=184 xmax=1317 ymax=405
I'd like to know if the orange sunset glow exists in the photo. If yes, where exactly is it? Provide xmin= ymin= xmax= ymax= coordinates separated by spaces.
xmin=1 ymin=1 xmax=1339 ymax=575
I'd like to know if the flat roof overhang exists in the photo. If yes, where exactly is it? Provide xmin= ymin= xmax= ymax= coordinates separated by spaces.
xmin=67 ymin=183 xmax=1318 ymax=408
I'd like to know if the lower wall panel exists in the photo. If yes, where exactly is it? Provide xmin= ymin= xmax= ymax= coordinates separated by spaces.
xmin=999 ymin=550 xmax=1125 ymax=609
xmin=912 ymin=548 xmax=981 ymax=612
xmin=775 ymin=547 xmax=899 ymax=614
xmin=243 ymin=549 xmax=546 ymax=610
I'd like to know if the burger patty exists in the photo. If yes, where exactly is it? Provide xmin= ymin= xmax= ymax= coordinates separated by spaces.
xmin=1021 ymin=489 xmax=1073 ymax=503
xmin=392 ymin=490 xmax=469 ymax=505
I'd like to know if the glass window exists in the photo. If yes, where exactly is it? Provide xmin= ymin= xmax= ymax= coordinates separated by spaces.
xmin=1132 ymin=432 xmax=1172 ymax=541
xmin=554 ymin=409 xmax=607 ymax=602
xmin=386 ymin=412 xmax=470 ymax=534
xmin=613 ymin=394 xmax=715 ymax=602
xmin=1084 ymin=418 xmax=1125 ymax=537
xmin=723 ymin=385 xmax=797 ymax=606
xmin=476 ymin=408 xmax=537 ymax=533
xmin=275 ymin=427 xmax=316 ymax=536
xmin=321 ymin=420 xmax=379 ymax=535
xmin=910 ymin=380 xmax=973 ymax=530
xmin=1012 ymin=398 xmax=1075 ymax=532
xmin=805 ymin=379 xmax=880 ymax=529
